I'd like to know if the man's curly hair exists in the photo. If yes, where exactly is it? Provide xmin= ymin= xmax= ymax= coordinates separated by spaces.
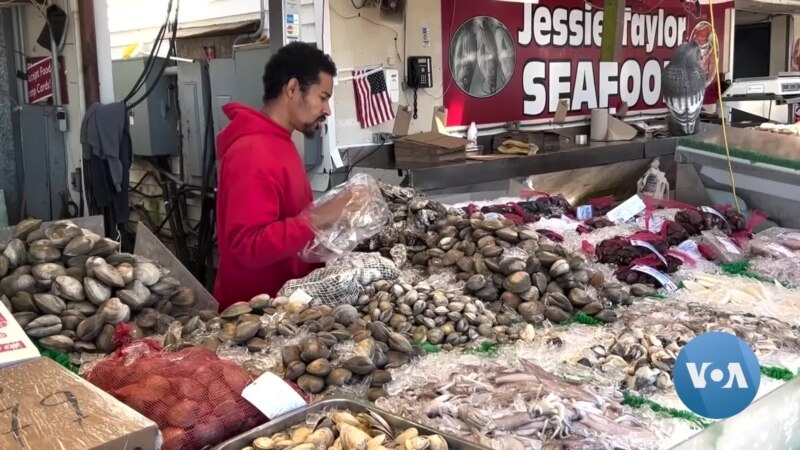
xmin=262 ymin=42 xmax=337 ymax=102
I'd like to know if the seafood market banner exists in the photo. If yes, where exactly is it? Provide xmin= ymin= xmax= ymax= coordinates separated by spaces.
xmin=441 ymin=0 xmax=732 ymax=127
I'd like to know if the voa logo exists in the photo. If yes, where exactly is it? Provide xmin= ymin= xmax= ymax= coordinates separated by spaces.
xmin=686 ymin=362 xmax=749 ymax=389
xmin=673 ymin=332 xmax=761 ymax=419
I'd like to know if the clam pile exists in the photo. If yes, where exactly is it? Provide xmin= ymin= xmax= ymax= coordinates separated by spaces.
xmin=580 ymin=327 xmax=683 ymax=392
xmin=355 ymin=279 xmax=532 ymax=349
xmin=402 ymin=213 xmax=626 ymax=324
xmin=357 ymin=183 xmax=453 ymax=259
xmin=240 ymin=410 xmax=451 ymax=450
xmin=0 ymin=219 xmax=202 ymax=354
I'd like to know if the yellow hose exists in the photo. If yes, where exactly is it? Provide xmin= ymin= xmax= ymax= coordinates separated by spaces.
xmin=708 ymin=0 xmax=741 ymax=213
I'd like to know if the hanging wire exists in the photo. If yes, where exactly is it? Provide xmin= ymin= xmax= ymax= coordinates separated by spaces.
xmin=708 ymin=0 xmax=740 ymax=213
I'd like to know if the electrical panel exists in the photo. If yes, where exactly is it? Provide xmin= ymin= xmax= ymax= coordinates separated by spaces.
xmin=111 ymin=57 xmax=179 ymax=156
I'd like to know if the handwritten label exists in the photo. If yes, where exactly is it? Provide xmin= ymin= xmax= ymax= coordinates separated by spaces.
xmin=631 ymin=239 xmax=668 ymax=267
xmin=700 ymin=206 xmax=728 ymax=223
xmin=631 ymin=265 xmax=678 ymax=292
xmin=0 ymin=389 xmax=87 ymax=447
xmin=242 ymin=372 xmax=307 ymax=420
xmin=606 ymin=195 xmax=645 ymax=223
xmin=717 ymin=236 xmax=741 ymax=255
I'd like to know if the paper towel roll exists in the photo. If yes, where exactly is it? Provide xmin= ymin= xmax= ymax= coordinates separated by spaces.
xmin=590 ymin=108 xmax=609 ymax=141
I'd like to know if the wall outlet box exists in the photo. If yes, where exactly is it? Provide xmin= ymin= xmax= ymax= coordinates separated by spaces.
xmin=385 ymin=69 xmax=400 ymax=103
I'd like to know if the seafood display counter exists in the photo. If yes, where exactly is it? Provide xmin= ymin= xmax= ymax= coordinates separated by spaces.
xmin=356 ymin=133 xmax=677 ymax=191
xmin=676 ymin=122 xmax=800 ymax=228
xmin=4 ymin=174 xmax=800 ymax=450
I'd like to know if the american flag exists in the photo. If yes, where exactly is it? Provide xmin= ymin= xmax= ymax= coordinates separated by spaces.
xmin=353 ymin=68 xmax=395 ymax=128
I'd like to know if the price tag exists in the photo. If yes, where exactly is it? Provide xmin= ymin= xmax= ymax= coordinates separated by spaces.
xmin=717 ymin=236 xmax=741 ymax=255
xmin=606 ymin=195 xmax=645 ymax=223
xmin=242 ymin=372 xmax=307 ymax=420
xmin=576 ymin=205 xmax=593 ymax=220
xmin=631 ymin=265 xmax=678 ymax=292
xmin=630 ymin=239 xmax=669 ymax=267
xmin=700 ymin=206 xmax=728 ymax=223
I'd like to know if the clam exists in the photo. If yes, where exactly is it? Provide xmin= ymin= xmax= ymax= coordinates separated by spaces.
xmin=300 ymin=339 xmax=331 ymax=362
xmin=503 ymin=271 xmax=532 ymax=294
xmin=133 ymin=262 xmax=160 ymax=286
xmin=234 ymin=320 xmax=260 ymax=343
xmin=582 ymin=302 xmax=604 ymax=316
xmin=10 ymin=292 xmax=37 ymax=312
xmin=92 ymin=261 xmax=125 ymax=288
xmin=594 ymin=309 xmax=618 ymax=323
xmin=220 ymin=302 xmax=252 ymax=319
xmin=549 ymin=259 xmax=570 ymax=277
xmin=117 ymin=263 xmax=135 ymax=284
xmin=326 ymin=368 xmax=353 ymax=386
xmin=27 ymin=242 xmax=61 ymax=265
xmin=50 ymin=276 xmax=84 ymax=302
xmin=96 ymin=324 xmax=117 ymax=353
xmin=306 ymin=358 xmax=332 ymax=377
xmin=76 ymin=315 xmax=104 ymax=341
xmin=99 ymin=298 xmax=131 ymax=324
xmin=32 ymin=294 xmax=66 ymax=315
xmin=40 ymin=335 xmax=74 ymax=352
xmin=24 ymin=315 xmax=62 ymax=337
xmin=4 ymin=239 xmax=27 ymax=267
xmin=631 ymin=284 xmax=656 ymax=297
xmin=285 ymin=361 xmax=306 ymax=380
xmin=500 ymin=258 xmax=526 ymax=275
xmin=12 ymin=218 xmax=42 ymax=240
xmin=342 ymin=355 xmax=375 ymax=375
xmin=31 ymin=263 xmax=66 ymax=286
xmin=297 ymin=374 xmax=325 ymax=394
xmin=63 ymin=235 xmax=97 ymax=257
xmin=84 ymin=277 xmax=112 ymax=305
xmin=568 ymin=288 xmax=592 ymax=307
xmin=150 ymin=276 xmax=181 ymax=297
xmin=169 ymin=287 xmax=196 ymax=307
xmin=544 ymin=307 xmax=571 ymax=323
xmin=0 ymin=255 xmax=8 ymax=278
xmin=89 ymin=238 xmax=120 ymax=257
xmin=45 ymin=224 xmax=83 ymax=247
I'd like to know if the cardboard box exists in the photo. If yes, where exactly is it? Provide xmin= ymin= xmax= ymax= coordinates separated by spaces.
xmin=393 ymin=131 xmax=469 ymax=165
xmin=0 ymin=357 xmax=160 ymax=450
xmin=0 ymin=302 xmax=40 ymax=369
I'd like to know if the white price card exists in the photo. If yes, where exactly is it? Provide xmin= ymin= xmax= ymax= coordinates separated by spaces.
xmin=631 ymin=265 xmax=678 ymax=292
xmin=717 ymin=236 xmax=741 ymax=255
xmin=288 ymin=288 xmax=313 ymax=305
xmin=606 ymin=195 xmax=645 ymax=223
xmin=242 ymin=372 xmax=307 ymax=420
xmin=630 ymin=239 xmax=668 ymax=267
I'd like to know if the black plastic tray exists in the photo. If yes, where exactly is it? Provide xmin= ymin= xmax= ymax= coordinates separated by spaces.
xmin=213 ymin=396 xmax=490 ymax=450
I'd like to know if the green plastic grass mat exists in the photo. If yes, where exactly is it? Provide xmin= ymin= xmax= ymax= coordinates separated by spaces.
xmin=561 ymin=312 xmax=605 ymax=326
xmin=34 ymin=340 xmax=79 ymax=374
xmin=720 ymin=260 xmax=794 ymax=288
xmin=622 ymin=391 xmax=712 ymax=429
xmin=678 ymin=137 xmax=800 ymax=172
xmin=760 ymin=365 xmax=796 ymax=381
xmin=463 ymin=342 xmax=500 ymax=356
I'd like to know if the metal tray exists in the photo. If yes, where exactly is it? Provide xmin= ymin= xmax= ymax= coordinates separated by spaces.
xmin=213 ymin=397 xmax=491 ymax=450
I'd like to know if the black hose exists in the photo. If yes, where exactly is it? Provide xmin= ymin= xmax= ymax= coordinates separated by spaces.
xmin=127 ymin=0 xmax=180 ymax=110
xmin=122 ymin=0 xmax=172 ymax=104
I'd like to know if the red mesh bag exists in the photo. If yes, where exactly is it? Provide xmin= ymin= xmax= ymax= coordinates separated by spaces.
xmin=586 ymin=195 xmax=616 ymax=217
xmin=85 ymin=340 xmax=267 ymax=450
xmin=615 ymin=254 xmax=682 ymax=285
xmin=675 ymin=209 xmax=705 ymax=235
xmin=596 ymin=234 xmax=669 ymax=266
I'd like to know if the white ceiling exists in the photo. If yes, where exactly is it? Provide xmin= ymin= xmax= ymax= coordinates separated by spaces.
xmin=736 ymin=0 xmax=800 ymax=15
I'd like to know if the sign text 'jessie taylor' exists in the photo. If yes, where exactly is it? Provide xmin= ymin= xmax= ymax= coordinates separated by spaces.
xmin=519 ymin=4 xmax=689 ymax=115
xmin=441 ymin=0 xmax=731 ymax=126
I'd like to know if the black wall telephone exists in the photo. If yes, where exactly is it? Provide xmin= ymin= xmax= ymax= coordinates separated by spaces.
xmin=407 ymin=56 xmax=432 ymax=119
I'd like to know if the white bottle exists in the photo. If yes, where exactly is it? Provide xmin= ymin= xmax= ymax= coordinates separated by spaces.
xmin=466 ymin=121 xmax=478 ymax=152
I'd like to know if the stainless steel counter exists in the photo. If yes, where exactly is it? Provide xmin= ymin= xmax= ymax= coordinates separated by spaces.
xmin=355 ymin=135 xmax=677 ymax=191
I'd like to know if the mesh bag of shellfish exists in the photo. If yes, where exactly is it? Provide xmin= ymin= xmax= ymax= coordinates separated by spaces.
xmin=85 ymin=339 xmax=267 ymax=450
xmin=280 ymin=253 xmax=401 ymax=307
xmin=300 ymin=173 xmax=392 ymax=263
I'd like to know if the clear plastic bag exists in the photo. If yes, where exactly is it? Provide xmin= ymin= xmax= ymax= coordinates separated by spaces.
xmin=700 ymin=229 xmax=746 ymax=263
xmin=300 ymin=173 xmax=391 ymax=263
xmin=756 ymin=227 xmax=800 ymax=250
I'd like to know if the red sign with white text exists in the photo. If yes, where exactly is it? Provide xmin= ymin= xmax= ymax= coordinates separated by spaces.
xmin=26 ymin=56 xmax=69 ymax=105
xmin=441 ymin=0 xmax=732 ymax=126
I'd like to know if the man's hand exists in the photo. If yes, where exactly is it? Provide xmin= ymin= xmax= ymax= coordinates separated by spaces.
xmin=308 ymin=189 xmax=355 ymax=230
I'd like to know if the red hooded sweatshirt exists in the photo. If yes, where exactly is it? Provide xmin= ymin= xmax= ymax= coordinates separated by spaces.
xmin=214 ymin=102 xmax=319 ymax=309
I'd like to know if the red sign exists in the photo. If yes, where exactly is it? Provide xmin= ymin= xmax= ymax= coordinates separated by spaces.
xmin=0 ymin=341 xmax=27 ymax=353
xmin=441 ymin=0 xmax=732 ymax=127
xmin=26 ymin=56 xmax=69 ymax=105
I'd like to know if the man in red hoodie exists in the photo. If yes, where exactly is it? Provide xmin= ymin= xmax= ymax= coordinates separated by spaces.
xmin=214 ymin=42 xmax=350 ymax=309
